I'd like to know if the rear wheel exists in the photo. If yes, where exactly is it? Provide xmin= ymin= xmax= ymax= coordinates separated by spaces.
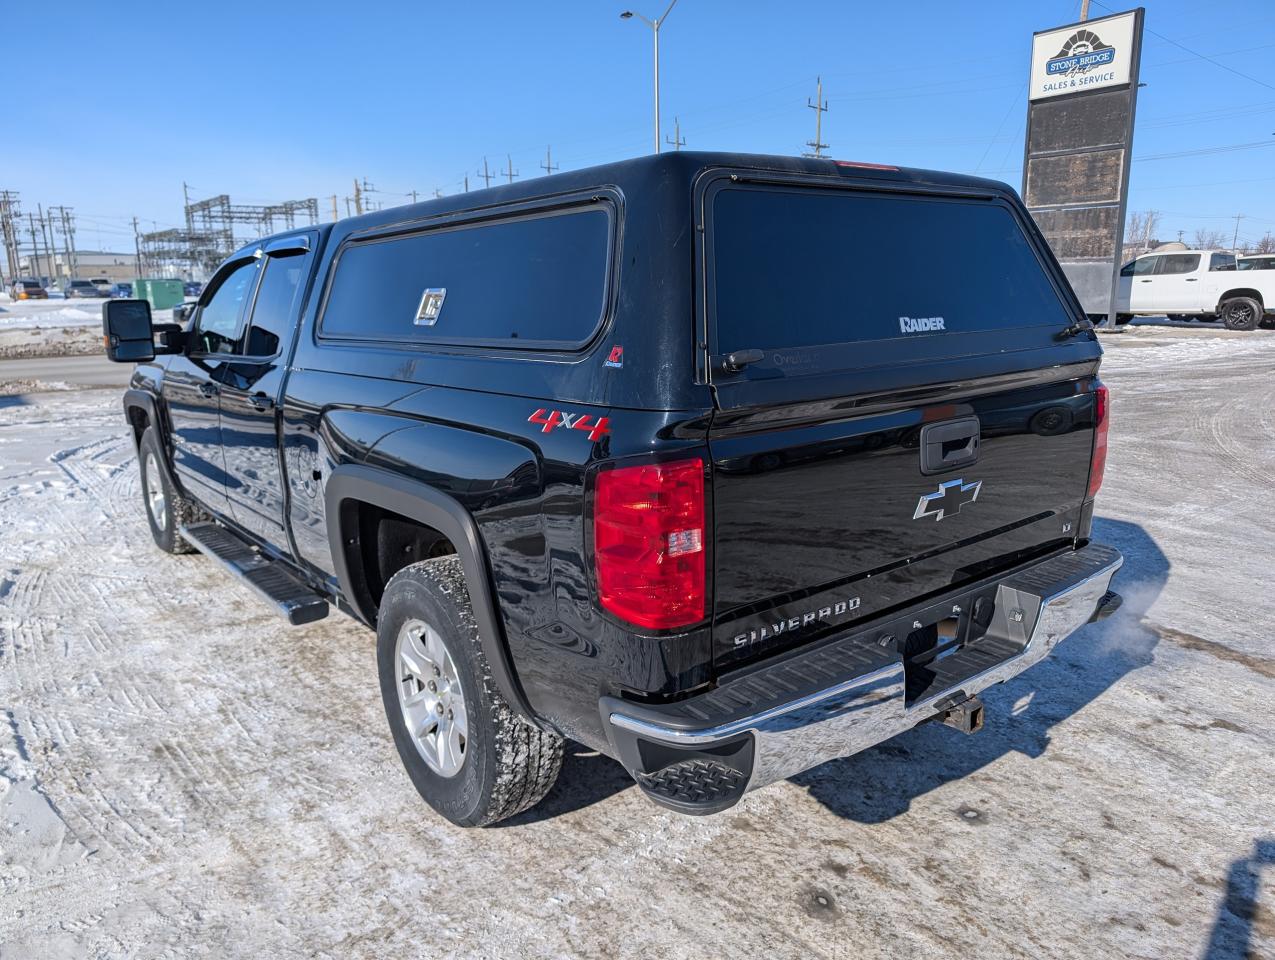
xmin=376 ymin=556 xmax=564 ymax=826
xmin=1220 ymin=297 xmax=1262 ymax=331
xmin=138 ymin=426 xmax=202 ymax=554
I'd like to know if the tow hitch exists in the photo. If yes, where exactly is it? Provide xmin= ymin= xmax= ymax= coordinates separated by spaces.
xmin=940 ymin=696 xmax=985 ymax=735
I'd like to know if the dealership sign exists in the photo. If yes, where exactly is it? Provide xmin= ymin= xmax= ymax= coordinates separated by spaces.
xmin=1030 ymin=12 xmax=1137 ymax=100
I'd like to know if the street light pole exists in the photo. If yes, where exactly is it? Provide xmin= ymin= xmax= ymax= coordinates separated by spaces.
xmin=621 ymin=0 xmax=679 ymax=154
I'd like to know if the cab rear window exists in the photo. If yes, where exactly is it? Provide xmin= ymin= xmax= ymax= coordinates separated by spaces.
xmin=708 ymin=186 xmax=1072 ymax=367
xmin=320 ymin=203 xmax=611 ymax=349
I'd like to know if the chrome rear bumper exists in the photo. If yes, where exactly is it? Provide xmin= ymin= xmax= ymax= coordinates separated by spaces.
xmin=602 ymin=543 xmax=1123 ymax=814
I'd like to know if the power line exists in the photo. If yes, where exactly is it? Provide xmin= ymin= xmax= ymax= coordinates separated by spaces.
xmin=1090 ymin=0 xmax=1275 ymax=92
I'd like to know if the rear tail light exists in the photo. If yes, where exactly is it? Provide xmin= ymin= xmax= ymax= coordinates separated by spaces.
xmin=593 ymin=457 xmax=706 ymax=630
xmin=1086 ymin=384 xmax=1109 ymax=499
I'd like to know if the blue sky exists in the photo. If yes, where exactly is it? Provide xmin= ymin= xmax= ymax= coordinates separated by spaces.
xmin=11 ymin=0 xmax=1275 ymax=251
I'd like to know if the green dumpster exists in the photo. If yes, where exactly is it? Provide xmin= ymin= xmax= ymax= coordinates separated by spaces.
xmin=133 ymin=278 xmax=186 ymax=311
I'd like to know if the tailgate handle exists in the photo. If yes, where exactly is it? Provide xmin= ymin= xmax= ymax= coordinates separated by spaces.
xmin=920 ymin=417 xmax=980 ymax=475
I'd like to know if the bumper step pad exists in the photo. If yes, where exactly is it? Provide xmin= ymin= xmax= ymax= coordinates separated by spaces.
xmin=180 ymin=522 xmax=329 ymax=626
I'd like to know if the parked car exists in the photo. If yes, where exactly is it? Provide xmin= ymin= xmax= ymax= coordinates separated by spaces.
xmin=182 ymin=280 xmax=203 ymax=297
xmin=89 ymin=277 xmax=113 ymax=295
xmin=101 ymin=152 xmax=1122 ymax=827
xmin=63 ymin=279 xmax=101 ymax=299
xmin=9 ymin=279 xmax=47 ymax=300
xmin=1238 ymin=254 xmax=1275 ymax=271
xmin=110 ymin=282 xmax=134 ymax=298
xmin=1116 ymin=249 xmax=1274 ymax=330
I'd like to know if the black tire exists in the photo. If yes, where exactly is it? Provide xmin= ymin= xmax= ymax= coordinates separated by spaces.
xmin=1220 ymin=297 xmax=1262 ymax=331
xmin=138 ymin=426 xmax=203 ymax=554
xmin=377 ymin=556 xmax=564 ymax=826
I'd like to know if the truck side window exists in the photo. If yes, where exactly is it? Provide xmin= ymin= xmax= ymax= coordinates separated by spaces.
xmin=193 ymin=260 xmax=259 ymax=354
xmin=1119 ymin=261 xmax=1136 ymax=277
xmin=1155 ymin=254 xmax=1200 ymax=275
xmin=1209 ymin=253 xmax=1236 ymax=271
xmin=1130 ymin=257 xmax=1157 ymax=276
xmin=243 ymin=253 xmax=309 ymax=357
xmin=320 ymin=204 xmax=611 ymax=349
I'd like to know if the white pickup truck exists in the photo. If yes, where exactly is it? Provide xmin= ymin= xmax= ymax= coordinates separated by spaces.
xmin=1115 ymin=249 xmax=1274 ymax=330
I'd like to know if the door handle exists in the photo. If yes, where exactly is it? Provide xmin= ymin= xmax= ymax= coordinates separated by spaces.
xmin=1138 ymin=279 xmax=1152 ymax=283
xmin=1185 ymin=278 xmax=1198 ymax=282
xmin=199 ymin=382 xmax=219 ymax=397
xmin=246 ymin=393 xmax=275 ymax=411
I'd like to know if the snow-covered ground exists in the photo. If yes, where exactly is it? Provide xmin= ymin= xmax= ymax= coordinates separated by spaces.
xmin=0 ymin=296 xmax=178 ymax=359
xmin=1 ymin=329 xmax=1273 ymax=959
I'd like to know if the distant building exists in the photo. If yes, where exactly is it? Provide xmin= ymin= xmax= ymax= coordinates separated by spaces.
xmin=18 ymin=250 xmax=138 ymax=283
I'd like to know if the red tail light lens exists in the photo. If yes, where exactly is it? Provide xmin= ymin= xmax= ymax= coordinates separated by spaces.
xmin=1087 ymin=384 xmax=1109 ymax=499
xmin=593 ymin=458 xmax=706 ymax=630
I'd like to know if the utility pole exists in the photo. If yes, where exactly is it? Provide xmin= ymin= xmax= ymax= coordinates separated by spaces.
xmin=409 ymin=189 xmax=419 ymax=203
xmin=665 ymin=116 xmax=685 ymax=151
xmin=331 ymin=195 xmax=339 ymax=221
xmin=464 ymin=175 xmax=470 ymax=193
xmin=28 ymin=214 xmax=42 ymax=282
xmin=60 ymin=207 xmax=77 ymax=278
xmin=433 ymin=188 xmax=444 ymax=199
xmin=1080 ymin=0 xmax=1090 ymax=20
xmin=541 ymin=145 xmax=559 ymax=176
xmin=1232 ymin=214 xmax=1245 ymax=253
xmin=132 ymin=217 xmax=143 ymax=277
xmin=804 ymin=76 xmax=829 ymax=158
xmin=352 ymin=178 xmax=364 ymax=216
xmin=478 ymin=158 xmax=495 ymax=188
xmin=48 ymin=205 xmax=76 ymax=279
xmin=1177 ymin=229 xmax=1185 ymax=243
xmin=38 ymin=205 xmax=57 ymax=282
xmin=0 ymin=190 xmax=20 ymax=281
xmin=504 ymin=154 xmax=519 ymax=184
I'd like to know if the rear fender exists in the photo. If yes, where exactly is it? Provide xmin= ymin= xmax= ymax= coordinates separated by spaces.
xmin=324 ymin=463 xmax=540 ymax=726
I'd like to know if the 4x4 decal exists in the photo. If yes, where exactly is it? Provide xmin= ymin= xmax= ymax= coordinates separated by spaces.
xmin=528 ymin=409 xmax=611 ymax=442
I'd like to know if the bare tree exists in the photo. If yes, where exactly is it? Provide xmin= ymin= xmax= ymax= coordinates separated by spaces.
xmin=1191 ymin=228 xmax=1228 ymax=250
xmin=1124 ymin=210 xmax=1162 ymax=254
xmin=1255 ymin=232 xmax=1275 ymax=254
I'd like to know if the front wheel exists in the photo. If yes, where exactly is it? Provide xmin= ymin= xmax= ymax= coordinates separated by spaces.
xmin=138 ymin=426 xmax=203 ymax=554
xmin=376 ymin=556 xmax=564 ymax=826
xmin=1220 ymin=297 xmax=1262 ymax=331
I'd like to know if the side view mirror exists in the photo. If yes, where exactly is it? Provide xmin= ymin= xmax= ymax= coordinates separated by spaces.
xmin=102 ymin=299 xmax=155 ymax=363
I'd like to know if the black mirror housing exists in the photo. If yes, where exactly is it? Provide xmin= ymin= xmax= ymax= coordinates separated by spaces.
xmin=102 ymin=299 xmax=155 ymax=363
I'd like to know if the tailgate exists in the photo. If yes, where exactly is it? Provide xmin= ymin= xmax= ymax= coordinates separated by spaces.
xmin=700 ymin=174 xmax=1102 ymax=668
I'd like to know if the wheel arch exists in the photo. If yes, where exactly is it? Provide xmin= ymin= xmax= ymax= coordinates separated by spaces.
xmin=1216 ymin=288 xmax=1265 ymax=311
xmin=123 ymin=388 xmax=187 ymax=499
xmin=324 ymin=463 xmax=540 ymax=726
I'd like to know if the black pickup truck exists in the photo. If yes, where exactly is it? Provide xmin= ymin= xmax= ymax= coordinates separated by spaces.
xmin=103 ymin=152 xmax=1122 ymax=826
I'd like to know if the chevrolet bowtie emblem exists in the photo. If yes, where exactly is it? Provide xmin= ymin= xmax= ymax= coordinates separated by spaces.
xmin=913 ymin=478 xmax=982 ymax=522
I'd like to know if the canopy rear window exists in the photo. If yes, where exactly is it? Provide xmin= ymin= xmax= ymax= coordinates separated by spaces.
xmin=708 ymin=185 xmax=1072 ymax=372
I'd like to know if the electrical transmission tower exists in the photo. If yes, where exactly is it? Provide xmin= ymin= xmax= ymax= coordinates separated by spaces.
xmin=504 ymin=155 xmax=519 ymax=184
xmin=477 ymin=158 xmax=496 ymax=188
xmin=803 ymin=76 xmax=829 ymax=158
xmin=139 ymin=187 xmax=320 ymax=278
xmin=541 ymin=146 xmax=559 ymax=176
